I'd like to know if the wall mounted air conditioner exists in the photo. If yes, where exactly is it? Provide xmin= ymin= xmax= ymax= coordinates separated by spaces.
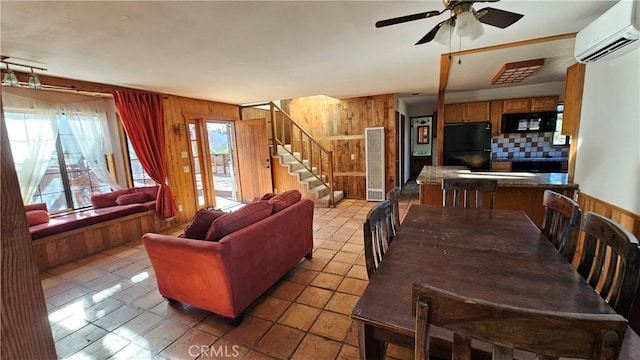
xmin=365 ymin=127 xmax=385 ymax=201
xmin=575 ymin=0 xmax=640 ymax=63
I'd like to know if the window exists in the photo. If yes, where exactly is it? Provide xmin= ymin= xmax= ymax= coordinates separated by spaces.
xmin=126 ymin=139 xmax=156 ymax=187
xmin=553 ymin=104 xmax=570 ymax=146
xmin=5 ymin=111 xmax=111 ymax=212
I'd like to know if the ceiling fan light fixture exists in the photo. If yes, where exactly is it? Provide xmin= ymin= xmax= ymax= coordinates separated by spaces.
xmin=454 ymin=10 xmax=479 ymax=37
xmin=434 ymin=22 xmax=454 ymax=45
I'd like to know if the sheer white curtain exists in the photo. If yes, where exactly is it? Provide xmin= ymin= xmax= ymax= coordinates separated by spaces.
xmin=2 ymin=91 xmax=59 ymax=202
xmin=61 ymin=100 xmax=122 ymax=191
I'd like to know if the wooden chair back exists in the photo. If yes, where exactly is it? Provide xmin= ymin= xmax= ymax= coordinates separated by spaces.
xmin=363 ymin=200 xmax=394 ymax=279
xmin=412 ymin=282 xmax=628 ymax=360
xmin=541 ymin=190 xmax=582 ymax=263
xmin=386 ymin=186 xmax=401 ymax=236
xmin=576 ymin=211 xmax=640 ymax=318
xmin=442 ymin=178 xmax=498 ymax=209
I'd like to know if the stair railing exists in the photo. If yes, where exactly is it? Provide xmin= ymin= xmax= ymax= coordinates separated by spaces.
xmin=269 ymin=102 xmax=335 ymax=207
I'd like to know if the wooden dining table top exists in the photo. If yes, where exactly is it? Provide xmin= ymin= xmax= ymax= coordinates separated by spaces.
xmin=350 ymin=204 xmax=640 ymax=358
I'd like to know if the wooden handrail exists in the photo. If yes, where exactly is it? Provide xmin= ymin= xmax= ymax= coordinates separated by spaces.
xmin=268 ymin=102 xmax=335 ymax=207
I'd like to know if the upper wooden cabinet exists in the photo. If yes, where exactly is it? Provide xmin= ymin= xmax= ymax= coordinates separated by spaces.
xmin=445 ymin=101 xmax=490 ymax=123
xmin=562 ymin=63 xmax=586 ymax=136
xmin=503 ymin=96 xmax=559 ymax=113
xmin=490 ymin=100 xmax=503 ymax=136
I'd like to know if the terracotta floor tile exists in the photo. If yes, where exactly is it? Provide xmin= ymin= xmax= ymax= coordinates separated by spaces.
xmin=68 ymin=268 xmax=107 ymax=284
xmin=251 ymin=296 xmax=291 ymax=322
xmin=82 ymin=273 xmax=124 ymax=291
xmin=47 ymin=261 xmax=85 ymax=276
xmin=310 ymin=273 xmax=343 ymax=290
xmin=132 ymin=288 xmax=165 ymax=310
xmin=138 ymin=319 xmax=189 ymax=354
xmin=270 ymin=280 xmax=305 ymax=301
xmin=113 ymin=311 xmax=165 ymax=342
xmin=50 ymin=315 xmax=88 ymax=341
xmin=318 ymin=240 xmax=345 ymax=250
xmin=159 ymin=328 xmax=217 ymax=359
xmin=323 ymin=261 xmax=352 ymax=276
xmin=286 ymin=268 xmax=319 ymax=285
xmin=96 ymin=257 xmax=135 ymax=273
xmin=278 ymin=303 xmax=320 ymax=331
xmin=340 ymin=243 xmax=363 ymax=254
xmin=337 ymin=277 xmax=368 ymax=296
xmin=296 ymin=286 xmax=333 ymax=309
xmin=65 ymin=332 xmax=129 ymax=360
xmin=54 ymin=323 xmax=108 ymax=359
xmin=343 ymin=321 xmax=359 ymax=347
xmin=312 ymin=248 xmax=337 ymax=260
xmin=82 ymin=296 xmax=125 ymax=322
xmin=328 ymin=233 xmax=352 ymax=242
xmin=113 ymin=261 xmax=150 ymax=278
xmin=222 ymin=315 xmax=272 ymax=348
xmin=43 ymin=278 xmax=81 ymax=298
xmin=315 ymin=225 xmax=340 ymax=234
xmin=195 ymin=314 xmax=233 ymax=337
xmin=290 ymin=334 xmax=341 ymax=360
xmin=47 ymin=285 xmax=91 ymax=307
xmin=337 ymin=344 xmax=360 ymax=360
xmin=110 ymin=283 xmax=156 ymax=304
xmin=297 ymin=257 xmax=329 ymax=271
xmin=255 ymin=324 xmax=305 ymax=359
xmin=243 ymin=350 xmax=278 ymax=360
xmin=331 ymin=252 xmax=360 ymax=265
xmin=309 ymin=311 xmax=352 ymax=342
xmin=325 ymin=292 xmax=359 ymax=315
xmin=94 ymin=305 xmax=143 ymax=331
xmin=345 ymin=265 xmax=368 ymax=280
xmin=170 ymin=304 xmax=212 ymax=327
xmin=198 ymin=339 xmax=249 ymax=359
xmin=150 ymin=299 xmax=181 ymax=318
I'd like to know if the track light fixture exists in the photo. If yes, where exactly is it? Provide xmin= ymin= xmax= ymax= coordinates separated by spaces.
xmin=1 ymin=56 xmax=47 ymax=89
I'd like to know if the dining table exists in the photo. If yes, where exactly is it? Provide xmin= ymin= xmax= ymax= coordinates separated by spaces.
xmin=350 ymin=204 xmax=640 ymax=359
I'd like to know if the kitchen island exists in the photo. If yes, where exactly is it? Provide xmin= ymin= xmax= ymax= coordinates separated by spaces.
xmin=416 ymin=166 xmax=579 ymax=227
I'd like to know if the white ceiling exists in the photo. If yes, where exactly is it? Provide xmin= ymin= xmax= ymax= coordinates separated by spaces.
xmin=0 ymin=1 xmax=617 ymax=105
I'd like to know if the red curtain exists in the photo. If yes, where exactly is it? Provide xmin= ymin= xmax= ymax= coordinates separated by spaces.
xmin=113 ymin=90 xmax=177 ymax=218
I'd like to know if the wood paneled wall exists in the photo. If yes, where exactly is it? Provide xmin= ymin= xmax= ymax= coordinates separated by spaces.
xmin=162 ymin=95 xmax=240 ymax=223
xmin=1 ymin=113 xmax=57 ymax=358
xmin=283 ymin=95 xmax=396 ymax=200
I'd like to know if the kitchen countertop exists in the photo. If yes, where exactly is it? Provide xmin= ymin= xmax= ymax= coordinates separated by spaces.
xmin=416 ymin=166 xmax=578 ymax=189
xmin=492 ymin=157 xmax=569 ymax=162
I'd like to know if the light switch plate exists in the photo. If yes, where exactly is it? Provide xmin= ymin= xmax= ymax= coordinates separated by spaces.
xmin=183 ymin=166 xmax=190 ymax=173
xmin=181 ymin=151 xmax=188 ymax=159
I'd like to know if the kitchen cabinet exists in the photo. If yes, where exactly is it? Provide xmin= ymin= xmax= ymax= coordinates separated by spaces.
xmin=503 ymin=96 xmax=559 ymax=113
xmin=444 ymin=103 xmax=465 ymax=123
xmin=444 ymin=101 xmax=490 ymax=123
xmin=490 ymin=100 xmax=503 ymax=135
xmin=503 ymin=98 xmax=531 ymax=113
xmin=562 ymin=63 xmax=585 ymax=136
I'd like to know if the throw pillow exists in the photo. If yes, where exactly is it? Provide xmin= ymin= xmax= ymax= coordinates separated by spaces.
xmin=26 ymin=210 xmax=50 ymax=226
xmin=268 ymin=189 xmax=302 ymax=213
xmin=204 ymin=201 xmax=273 ymax=242
xmin=24 ymin=202 xmax=48 ymax=212
xmin=182 ymin=209 xmax=227 ymax=240
xmin=115 ymin=192 xmax=151 ymax=206
xmin=91 ymin=189 xmax=128 ymax=208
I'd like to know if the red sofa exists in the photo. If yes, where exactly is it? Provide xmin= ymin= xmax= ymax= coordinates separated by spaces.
xmin=26 ymin=186 xmax=158 ymax=240
xmin=142 ymin=196 xmax=314 ymax=325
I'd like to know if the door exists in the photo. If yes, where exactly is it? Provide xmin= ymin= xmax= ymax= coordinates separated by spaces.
xmin=234 ymin=118 xmax=272 ymax=202
xmin=206 ymin=121 xmax=238 ymax=208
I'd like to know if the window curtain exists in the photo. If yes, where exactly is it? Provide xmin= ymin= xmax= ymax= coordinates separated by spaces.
xmin=2 ymin=91 xmax=59 ymax=203
xmin=61 ymin=100 xmax=122 ymax=192
xmin=113 ymin=90 xmax=177 ymax=218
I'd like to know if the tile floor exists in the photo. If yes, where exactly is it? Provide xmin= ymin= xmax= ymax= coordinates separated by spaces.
xmin=42 ymin=184 xmax=420 ymax=359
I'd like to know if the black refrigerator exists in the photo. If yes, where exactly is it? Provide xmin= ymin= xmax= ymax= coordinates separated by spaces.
xmin=443 ymin=122 xmax=492 ymax=171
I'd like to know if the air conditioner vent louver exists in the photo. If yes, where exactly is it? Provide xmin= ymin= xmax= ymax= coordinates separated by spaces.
xmin=365 ymin=127 xmax=385 ymax=202
xmin=580 ymin=37 xmax=637 ymax=62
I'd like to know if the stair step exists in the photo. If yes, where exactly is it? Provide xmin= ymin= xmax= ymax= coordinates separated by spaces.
xmin=301 ymin=176 xmax=323 ymax=189
xmin=317 ymin=191 xmax=345 ymax=206
xmin=311 ymin=184 xmax=329 ymax=199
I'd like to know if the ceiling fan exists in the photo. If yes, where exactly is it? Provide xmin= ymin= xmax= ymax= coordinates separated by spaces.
xmin=375 ymin=0 xmax=524 ymax=45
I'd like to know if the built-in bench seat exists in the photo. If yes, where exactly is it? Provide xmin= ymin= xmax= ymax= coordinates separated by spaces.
xmin=26 ymin=186 xmax=174 ymax=270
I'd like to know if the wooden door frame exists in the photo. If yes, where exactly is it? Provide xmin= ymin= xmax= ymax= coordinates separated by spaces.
xmin=186 ymin=118 xmax=215 ymax=209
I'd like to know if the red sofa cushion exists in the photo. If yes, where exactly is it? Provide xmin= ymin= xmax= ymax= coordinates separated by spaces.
xmin=183 ymin=209 xmax=227 ymax=240
xmin=26 ymin=210 xmax=50 ymax=226
xmin=91 ymin=189 xmax=129 ymax=208
xmin=25 ymin=203 xmax=48 ymax=212
xmin=116 ymin=192 xmax=151 ymax=206
xmin=268 ymin=190 xmax=301 ymax=213
xmin=205 ymin=201 xmax=273 ymax=242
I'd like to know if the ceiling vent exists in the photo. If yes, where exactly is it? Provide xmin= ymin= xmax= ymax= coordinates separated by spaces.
xmin=575 ymin=0 xmax=640 ymax=63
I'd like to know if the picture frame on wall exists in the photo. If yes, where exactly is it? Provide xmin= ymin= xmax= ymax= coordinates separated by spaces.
xmin=417 ymin=125 xmax=429 ymax=144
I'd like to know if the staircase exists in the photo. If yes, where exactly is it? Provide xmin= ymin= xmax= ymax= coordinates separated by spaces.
xmin=275 ymin=145 xmax=344 ymax=207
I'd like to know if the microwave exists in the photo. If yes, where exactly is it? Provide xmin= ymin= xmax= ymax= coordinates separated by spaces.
xmin=501 ymin=111 xmax=557 ymax=133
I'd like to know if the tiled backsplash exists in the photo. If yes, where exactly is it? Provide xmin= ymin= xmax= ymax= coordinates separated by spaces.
xmin=491 ymin=132 xmax=569 ymax=160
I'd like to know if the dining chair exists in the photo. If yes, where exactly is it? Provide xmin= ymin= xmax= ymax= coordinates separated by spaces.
xmin=442 ymin=178 xmax=498 ymax=209
xmin=575 ymin=211 xmax=640 ymax=318
xmin=412 ymin=282 xmax=628 ymax=360
xmin=541 ymin=190 xmax=582 ymax=263
xmin=363 ymin=200 xmax=394 ymax=279
xmin=386 ymin=186 xmax=401 ymax=236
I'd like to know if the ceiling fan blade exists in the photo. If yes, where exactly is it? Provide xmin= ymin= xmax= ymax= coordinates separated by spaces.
xmin=415 ymin=21 xmax=446 ymax=45
xmin=375 ymin=10 xmax=442 ymax=28
xmin=476 ymin=7 xmax=524 ymax=28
